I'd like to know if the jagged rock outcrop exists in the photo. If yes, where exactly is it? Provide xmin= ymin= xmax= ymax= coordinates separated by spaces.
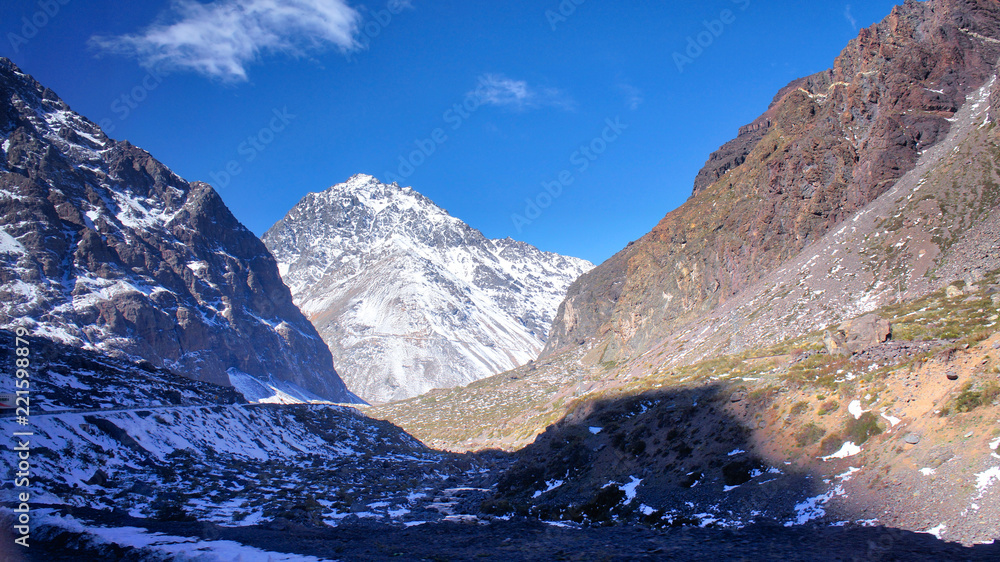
xmin=0 ymin=58 xmax=355 ymax=402
xmin=263 ymin=174 xmax=593 ymax=403
xmin=692 ymin=118 xmax=772 ymax=196
xmin=544 ymin=0 xmax=1000 ymax=361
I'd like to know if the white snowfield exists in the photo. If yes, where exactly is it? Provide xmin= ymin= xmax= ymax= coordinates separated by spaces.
xmin=264 ymin=174 xmax=593 ymax=403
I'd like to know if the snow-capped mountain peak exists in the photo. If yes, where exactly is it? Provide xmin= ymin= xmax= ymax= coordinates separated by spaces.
xmin=264 ymin=175 xmax=593 ymax=403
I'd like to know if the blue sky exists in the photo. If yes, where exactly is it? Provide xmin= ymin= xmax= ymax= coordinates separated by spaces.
xmin=1 ymin=0 xmax=906 ymax=265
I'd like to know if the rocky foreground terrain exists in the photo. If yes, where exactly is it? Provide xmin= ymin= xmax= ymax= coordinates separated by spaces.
xmin=2 ymin=328 xmax=999 ymax=560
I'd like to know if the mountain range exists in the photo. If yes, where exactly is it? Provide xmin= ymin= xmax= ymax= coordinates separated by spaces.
xmin=544 ymin=0 xmax=1000 ymax=363
xmin=370 ymin=0 xmax=1000 ymax=546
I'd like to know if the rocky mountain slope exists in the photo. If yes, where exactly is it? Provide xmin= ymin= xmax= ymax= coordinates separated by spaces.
xmin=638 ymin=69 xmax=1000 ymax=371
xmin=0 ymin=58 xmax=354 ymax=402
xmin=0 ymin=329 xmax=245 ymax=411
xmin=544 ymin=0 xmax=1000 ymax=363
xmin=263 ymin=174 xmax=592 ymax=403
xmin=0 ymin=337 xmax=499 ymax=559
xmin=372 ymin=268 xmax=1000 ymax=546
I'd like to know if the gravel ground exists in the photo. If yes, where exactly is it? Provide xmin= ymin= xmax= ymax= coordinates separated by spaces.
xmin=13 ymin=508 xmax=1000 ymax=562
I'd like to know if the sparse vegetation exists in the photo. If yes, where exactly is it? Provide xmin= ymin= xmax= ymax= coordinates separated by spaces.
xmin=795 ymin=423 xmax=825 ymax=447
xmin=817 ymin=401 xmax=840 ymax=416
xmin=370 ymin=268 xmax=1000 ymax=454
xmin=819 ymin=435 xmax=843 ymax=456
xmin=885 ymin=285 xmax=996 ymax=343
xmin=844 ymin=412 xmax=883 ymax=445
xmin=944 ymin=381 xmax=1000 ymax=414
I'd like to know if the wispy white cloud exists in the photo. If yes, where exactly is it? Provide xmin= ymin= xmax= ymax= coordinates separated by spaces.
xmin=90 ymin=0 xmax=363 ymax=81
xmin=844 ymin=4 xmax=858 ymax=30
xmin=618 ymin=83 xmax=644 ymax=111
xmin=470 ymin=74 xmax=574 ymax=111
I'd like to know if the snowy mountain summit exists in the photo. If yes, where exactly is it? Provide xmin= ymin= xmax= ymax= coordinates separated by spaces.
xmin=264 ymin=174 xmax=593 ymax=403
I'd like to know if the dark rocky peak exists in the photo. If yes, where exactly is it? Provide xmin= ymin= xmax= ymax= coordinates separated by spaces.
xmin=0 ymin=58 xmax=355 ymax=402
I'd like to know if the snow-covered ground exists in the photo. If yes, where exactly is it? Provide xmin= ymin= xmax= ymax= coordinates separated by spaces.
xmin=0 ymin=395 xmax=486 ymax=531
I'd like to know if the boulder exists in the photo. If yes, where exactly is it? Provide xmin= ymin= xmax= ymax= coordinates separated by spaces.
xmin=128 ymin=481 xmax=156 ymax=497
xmin=839 ymin=314 xmax=892 ymax=354
xmin=925 ymin=446 xmax=954 ymax=468
xmin=946 ymin=285 xmax=963 ymax=298
xmin=85 ymin=469 xmax=109 ymax=487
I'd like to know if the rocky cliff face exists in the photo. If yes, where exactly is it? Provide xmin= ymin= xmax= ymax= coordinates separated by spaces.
xmin=263 ymin=174 xmax=592 ymax=403
xmin=544 ymin=0 xmax=1000 ymax=361
xmin=0 ymin=58 xmax=355 ymax=402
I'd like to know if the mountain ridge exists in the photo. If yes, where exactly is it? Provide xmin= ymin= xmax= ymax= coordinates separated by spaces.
xmin=543 ymin=0 xmax=1000 ymax=362
xmin=0 ymin=57 xmax=356 ymax=403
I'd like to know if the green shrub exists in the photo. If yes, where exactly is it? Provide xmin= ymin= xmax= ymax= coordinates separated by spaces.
xmin=795 ymin=423 xmax=825 ymax=447
xmin=845 ymin=412 xmax=883 ymax=445
xmin=820 ymin=435 xmax=843 ymax=456
xmin=790 ymin=401 xmax=810 ymax=416
xmin=581 ymin=486 xmax=626 ymax=523
xmin=818 ymin=401 xmax=840 ymax=416
xmin=950 ymin=381 xmax=1000 ymax=413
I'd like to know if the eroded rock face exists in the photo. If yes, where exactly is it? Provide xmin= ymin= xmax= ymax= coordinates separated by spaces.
xmin=544 ymin=0 xmax=1000 ymax=361
xmin=0 ymin=58 xmax=354 ymax=402
xmin=692 ymin=118 xmax=772 ymax=197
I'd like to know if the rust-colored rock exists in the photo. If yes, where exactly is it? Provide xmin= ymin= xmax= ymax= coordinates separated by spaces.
xmin=544 ymin=0 xmax=1000 ymax=361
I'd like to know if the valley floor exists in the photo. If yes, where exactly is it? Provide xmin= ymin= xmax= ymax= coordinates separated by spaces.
xmin=12 ymin=507 xmax=1000 ymax=562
